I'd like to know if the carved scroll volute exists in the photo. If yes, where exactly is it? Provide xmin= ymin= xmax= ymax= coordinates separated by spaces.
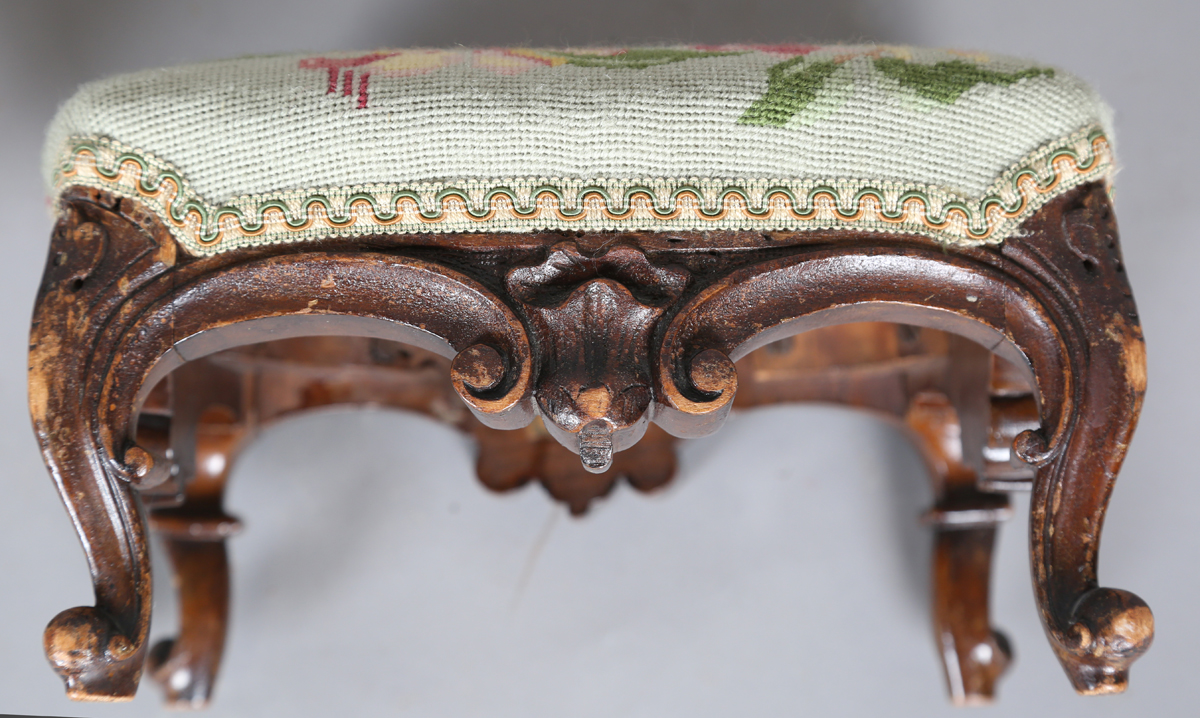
xmin=507 ymin=242 xmax=688 ymax=472
xmin=654 ymin=246 xmax=1067 ymax=443
xmin=92 ymin=252 xmax=537 ymax=492
xmin=655 ymin=284 xmax=742 ymax=439
xmin=650 ymin=185 xmax=1152 ymax=693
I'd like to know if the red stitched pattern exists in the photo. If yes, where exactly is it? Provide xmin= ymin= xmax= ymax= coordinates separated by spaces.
xmin=299 ymin=52 xmax=397 ymax=97
xmin=297 ymin=47 xmax=822 ymax=110
xmin=357 ymin=72 xmax=370 ymax=109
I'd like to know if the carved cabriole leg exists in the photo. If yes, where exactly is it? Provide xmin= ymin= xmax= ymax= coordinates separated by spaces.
xmin=1002 ymin=185 xmax=1152 ymax=693
xmin=32 ymin=190 xmax=535 ymax=701
xmin=147 ymin=534 xmax=233 ymax=708
xmin=89 ymin=248 xmax=540 ymax=701
xmin=36 ymin=183 xmax=1148 ymax=700
xmin=907 ymin=388 xmax=1012 ymax=704
xmin=654 ymin=184 xmax=1151 ymax=693
xmin=731 ymin=326 xmax=1016 ymax=701
xmin=30 ymin=190 xmax=177 ymax=699
xmin=146 ymin=360 xmax=247 ymax=708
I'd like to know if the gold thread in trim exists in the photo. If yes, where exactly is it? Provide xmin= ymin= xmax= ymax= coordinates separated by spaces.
xmin=50 ymin=129 xmax=1113 ymax=256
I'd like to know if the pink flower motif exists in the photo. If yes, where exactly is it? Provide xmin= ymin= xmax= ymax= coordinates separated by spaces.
xmin=301 ymin=49 xmax=568 ymax=108
xmin=298 ymin=46 xmax=823 ymax=109
xmin=299 ymin=51 xmax=401 ymax=99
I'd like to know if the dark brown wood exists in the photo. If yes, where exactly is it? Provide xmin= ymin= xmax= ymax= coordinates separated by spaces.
xmin=473 ymin=420 xmax=677 ymax=515
xmin=133 ymin=323 xmax=1020 ymax=707
xmin=1003 ymin=187 xmax=1153 ymax=694
xmin=908 ymin=389 xmax=1012 ymax=705
xmin=29 ymin=181 xmax=1150 ymax=704
xmin=32 ymin=193 xmax=176 ymax=700
xmin=731 ymin=326 xmax=1019 ymax=703
xmin=651 ymin=184 xmax=1150 ymax=694
xmin=144 ymin=360 xmax=246 ymax=708
xmin=506 ymin=241 xmax=689 ymax=472
xmin=981 ymin=357 xmax=1040 ymax=492
xmin=132 ymin=335 xmax=683 ymax=706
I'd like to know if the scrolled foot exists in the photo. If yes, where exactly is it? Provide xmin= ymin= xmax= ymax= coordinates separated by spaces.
xmin=947 ymin=629 xmax=1012 ymax=706
xmin=1056 ymin=587 xmax=1154 ymax=695
xmin=1012 ymin=428 xmax=1056 ymax=466
xmin=148 ymin=638 xmax=215 ymax=709
xmin=44 ymin=606 xmax=143 ymax=701
xmin=989 ymin=628 xmax=1013 ymax=675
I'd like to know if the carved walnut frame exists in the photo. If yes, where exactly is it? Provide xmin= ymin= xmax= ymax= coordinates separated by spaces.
xmin=29 ymin=182 xmax=1150 ymax=703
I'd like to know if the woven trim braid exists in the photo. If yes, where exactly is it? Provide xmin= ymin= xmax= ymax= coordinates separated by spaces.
xmin=50 ymin=126 xmax=1111 ymax=256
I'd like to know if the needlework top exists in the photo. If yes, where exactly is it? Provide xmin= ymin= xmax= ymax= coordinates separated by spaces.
xmin=44 ymin=45 xmax=1115 ymax=254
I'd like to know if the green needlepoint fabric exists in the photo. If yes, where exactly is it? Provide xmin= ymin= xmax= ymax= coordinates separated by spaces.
xmin=44 ymin=44 xmax=1115 ymax=255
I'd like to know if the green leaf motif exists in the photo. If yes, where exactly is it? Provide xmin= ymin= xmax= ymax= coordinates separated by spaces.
xmin=558 ymin=49 xmax=742 ymax=69
xmin=738 ymin=57 xmax=839 ymax=127
xmin=873 ymin=58 xmax=1054 ymax=104
xmin=741 ymin=55 xmax=1056 ymax=128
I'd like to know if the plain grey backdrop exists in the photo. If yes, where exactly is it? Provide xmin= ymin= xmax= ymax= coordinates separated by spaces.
xmin=1 ymin=1 xmax=1197 ymax=715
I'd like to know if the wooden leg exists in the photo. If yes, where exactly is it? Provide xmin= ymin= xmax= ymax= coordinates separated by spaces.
xmin=147 ymin=540 xmax=233 ymax=708
xmin=35 ymin=374 xmax=152 ymax=701
xmin=654 ymin=185 xmax=1152 ymax=693
xmin=30 ymin=193 xmax=177 ymax=700
xmin=908 ymin=391 xmax=1012 ymax=704
xmin=34 ymin=184 xmax=1148 ymax=702
xmin=146 ymin=361 xmax=246 ymax=708
xmin=32 ymin=189 xmax=537 ymax=702
xmin=1003 ymin=186 xmax=1153 ymax=693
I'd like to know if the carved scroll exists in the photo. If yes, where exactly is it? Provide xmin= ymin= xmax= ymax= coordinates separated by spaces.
xmin=30 ymin=183 xmax=1150 ymax=701
xmin=507 ymin=241 xmax=687 ymax=472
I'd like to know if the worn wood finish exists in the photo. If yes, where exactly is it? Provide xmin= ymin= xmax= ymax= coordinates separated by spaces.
xmin=131 ymin=323 xmax=1019 ymax=707
xmin=29 ymin=182 xmax=1149 ymax=703
xmin=653 ymin=186 xmax=1150 ymax=693
xmin=733 ymin=326 xmax=1021 ymax=703
xmin=1005 ymin=188 xmax=1152 ymax=694
xmin=506 ymin=241 xmax=689 ymax=472
xmin=908 ymin=387 xmax=1013 ymax=705
xmin=31 ymin=194 xmax=175 ymax=700
xmin=143 ymin=360 xmax=246 ymax=708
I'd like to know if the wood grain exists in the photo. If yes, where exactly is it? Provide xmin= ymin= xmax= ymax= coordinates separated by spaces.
xmin=29 ymin=182 xmax=1149 ymax=704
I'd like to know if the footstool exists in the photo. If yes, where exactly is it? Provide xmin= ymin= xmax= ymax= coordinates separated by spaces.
xmin=32 ymin=45 xmax=1151 ymax=706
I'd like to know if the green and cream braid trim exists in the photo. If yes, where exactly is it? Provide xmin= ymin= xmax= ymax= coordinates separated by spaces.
xmin=50 ymin=126 xmax=1112 ymax=257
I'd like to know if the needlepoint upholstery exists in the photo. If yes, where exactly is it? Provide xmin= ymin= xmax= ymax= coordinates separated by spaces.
xmin=44 ymin=45 xmax=1115 ymax=256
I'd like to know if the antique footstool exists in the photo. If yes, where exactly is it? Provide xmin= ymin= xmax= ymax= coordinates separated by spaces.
xmin=32 ymin=45 xmax=1151 ymax=707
